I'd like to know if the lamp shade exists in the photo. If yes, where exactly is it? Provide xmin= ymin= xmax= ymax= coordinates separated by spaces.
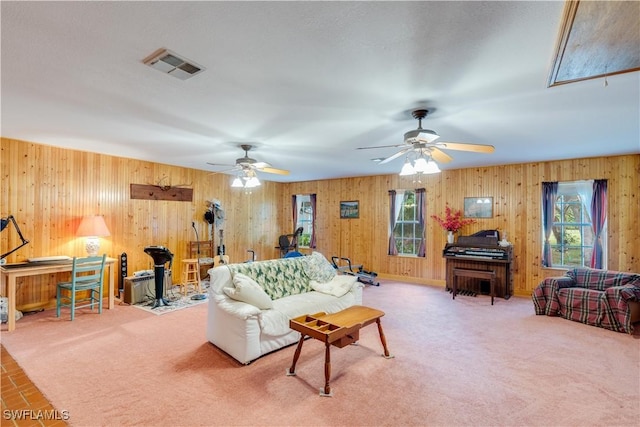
xmin=245 ymin=176 xmax=261 ymax=188
xmin=76 ymin=215 xmax=110 ymax=256
xmin=413 ymin=157 xmax=429 ymax=173
xmin=424 ymin=159 xmax=441 ymax=174
xmin=231 ymin=171 xmax=261 ymax=189
xmin=76 ymin=215 xmax=110 ymax=237
xmin=399 ymin=160 xmax=416 ymax=176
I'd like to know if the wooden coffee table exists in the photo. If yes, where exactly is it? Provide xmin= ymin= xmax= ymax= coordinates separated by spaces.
xmin=287 ymin=305 xmax=393 ymax=397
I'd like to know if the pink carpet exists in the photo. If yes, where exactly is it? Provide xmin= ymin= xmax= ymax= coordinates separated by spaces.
xmin=2 ymin=280 xmax=639 ymax=426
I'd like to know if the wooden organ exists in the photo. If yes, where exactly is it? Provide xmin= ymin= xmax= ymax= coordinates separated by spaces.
xmin=443 ymin=233 xmax=513 ymax=300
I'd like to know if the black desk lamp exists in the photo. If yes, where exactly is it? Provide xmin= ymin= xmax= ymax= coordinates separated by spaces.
xmin=1 ymin=215 xmax=30 ymax=260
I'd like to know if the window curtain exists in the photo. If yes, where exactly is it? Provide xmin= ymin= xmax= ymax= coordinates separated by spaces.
xmin=541 ymin=181 xmax=558 ymax=267
xmin=310 ymin=193 xmax=317 ymax=249
xmin=574 ymin=181 xmax=593 ymax=221
xmin=415 ymin=188 xmax=426 ymax=257
xmin=291 ymin=195 xmax=297 ymax=233
xmin=388 ymin=190 xmax=398 ymax=255
xmin=590 ymin=179 xmax=607 ymax=269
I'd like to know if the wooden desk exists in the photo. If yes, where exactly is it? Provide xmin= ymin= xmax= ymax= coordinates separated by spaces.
xmin=287 ymin=305 xmax=393 ymax=396
xmin=1 ymin=258 xmax=116 ymax=332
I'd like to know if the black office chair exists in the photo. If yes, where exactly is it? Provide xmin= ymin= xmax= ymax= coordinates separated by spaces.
xmin=277 ymin=234 xmax=294 ymax=257
xmin=276 ymin=227 xmax=304 ymax=257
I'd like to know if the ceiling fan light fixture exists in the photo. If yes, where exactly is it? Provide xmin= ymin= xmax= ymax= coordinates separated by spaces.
xmin=413 ymin=157 xmax=429 ymax=173
xmin=399 ymin=159 xmax=416 ymax=176
xmin=424 ymin=159 xmax=441 ymax=174
xmin=231 ymin=176 xmax=244 ymax=188
xmin=404 ymin=129 xmax=440 ymax=144
xmin=232 ymin=169 xmax=261 ymax=188
xmin=245 ymin=176 xmax=261 ymax=188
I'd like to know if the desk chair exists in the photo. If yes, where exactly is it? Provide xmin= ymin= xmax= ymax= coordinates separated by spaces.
xmin=56 ymin=254 xmax=107 ymax=321
xmin=276 ymin=227 xmax=304 ymax=257
xmin=276 ymin=234 xmax=294 ymax=257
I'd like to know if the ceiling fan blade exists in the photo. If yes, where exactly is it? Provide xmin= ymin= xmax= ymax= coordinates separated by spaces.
xmin=207 ymin=166 xmax=239 ymax=175
xmin=259 ymin=166 xmax=290 ymax=175
xmin=429 ymin=148 xmax=453 ymax=163
xmin=206 ymin=162 xmax=236 ymax=167
xmin=436 ymin=142 xmax=495 ymax=153
xmin=356 ymin=143 xmax=406 ymax=150
xmin=379 ymin=148 xmax=411 ymax=165
xmin=252 ymin=161 xmax=271 ymax=169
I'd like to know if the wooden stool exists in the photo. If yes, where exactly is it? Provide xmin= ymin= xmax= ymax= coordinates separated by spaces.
xmin=180 ymin=259 xmax=202 ymax=296
xmin=452 ymin=268 xmax=496 ymax=305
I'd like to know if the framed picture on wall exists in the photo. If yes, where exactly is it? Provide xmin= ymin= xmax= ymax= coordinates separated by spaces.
xmin=340 ymin=201 xmax=359 ymax=219
xmin=464 ymin=197 xmax=493 ymax=218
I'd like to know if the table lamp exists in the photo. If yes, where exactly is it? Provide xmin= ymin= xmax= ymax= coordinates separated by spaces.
xmin=76 ymin=215 xmax=110 ymax=256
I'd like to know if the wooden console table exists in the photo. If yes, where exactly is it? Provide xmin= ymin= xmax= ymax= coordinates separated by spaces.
xmin=1 ymin=258 xmax=116 ymax=332
xmin=287 ymin=305 xmax=393 ymax=397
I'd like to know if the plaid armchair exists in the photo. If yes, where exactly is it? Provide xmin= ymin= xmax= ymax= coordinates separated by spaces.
xmin=532 ymin=268 xmax=640 ymax=333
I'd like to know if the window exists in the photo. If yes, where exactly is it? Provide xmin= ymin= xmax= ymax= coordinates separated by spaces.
xmin=541 ymin=180 xmax=607 ymax=268
xmin=295 ymin=194 xmax=314 ymax=248
xmin=389 ymin=189 xmax=426 ymax=256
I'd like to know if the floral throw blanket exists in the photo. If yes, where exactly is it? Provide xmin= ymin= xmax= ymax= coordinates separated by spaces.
xmin=226 ymin=252 xmax=336 ymax=300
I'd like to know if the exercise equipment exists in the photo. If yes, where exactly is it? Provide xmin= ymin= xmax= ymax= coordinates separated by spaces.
xmin=331 ymin=256 xmax=379 ymax=286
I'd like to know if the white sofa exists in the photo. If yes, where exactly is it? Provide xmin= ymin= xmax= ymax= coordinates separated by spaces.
xmin=206 ymin=252 xmax=363 ymax=364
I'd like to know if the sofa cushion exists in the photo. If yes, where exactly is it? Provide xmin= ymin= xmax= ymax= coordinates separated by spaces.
xmin=259 ymin=289 xmax=360 ymax=336
xmin=311 ymin=274 xmax=358 ymax=297
xmin=304 ymin=251 xmax=337 ymax=283
xmin=223 ymin=273 xmax=273 ymax=309
xmin=557 ymin=287 xmax=607 ymax=327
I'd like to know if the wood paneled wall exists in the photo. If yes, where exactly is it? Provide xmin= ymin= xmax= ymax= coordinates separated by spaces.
xmin=1 ymin=138 xmax=283 ymax=310
xmin=2 ymin=137 xmax=639 ymax=311
xmin=281 ymin=155 xmax=640 ymax=296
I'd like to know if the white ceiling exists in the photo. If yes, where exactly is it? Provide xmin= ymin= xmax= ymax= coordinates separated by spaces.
xmin=2 ymin=1 xmax=639 ymax=183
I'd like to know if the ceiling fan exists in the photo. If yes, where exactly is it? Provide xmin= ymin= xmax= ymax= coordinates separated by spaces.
xmin=357 ymin=109 xmax=495 ymax=165
xmin=207 ymin=144 xmax=289 ymax=176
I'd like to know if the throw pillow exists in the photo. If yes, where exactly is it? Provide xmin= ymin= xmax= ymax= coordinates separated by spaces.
xmin=311 ymin=274 xmax=357 ymax=297
xmin=223 ymin=273 xmax=273 ymax=309
xmin=305 ymin=252 xmax=337 ymax=283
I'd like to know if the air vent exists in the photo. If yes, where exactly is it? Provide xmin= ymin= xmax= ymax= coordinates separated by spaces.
xmin=143 ymin=49 xmax=204 ymax=80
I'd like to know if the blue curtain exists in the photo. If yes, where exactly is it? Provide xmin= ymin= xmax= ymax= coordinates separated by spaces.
xmin=310 ymin=193 xmax=317 ymax=249
xmin=541 ymin=181 xmax=558 ymax=267
xmin=590 ymin=179 xmax=607 ymax=268
xmin=415 ymin=188 xmax=426 ymax=257
xmin=388 ymin=190 xmax=398 ymax=255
